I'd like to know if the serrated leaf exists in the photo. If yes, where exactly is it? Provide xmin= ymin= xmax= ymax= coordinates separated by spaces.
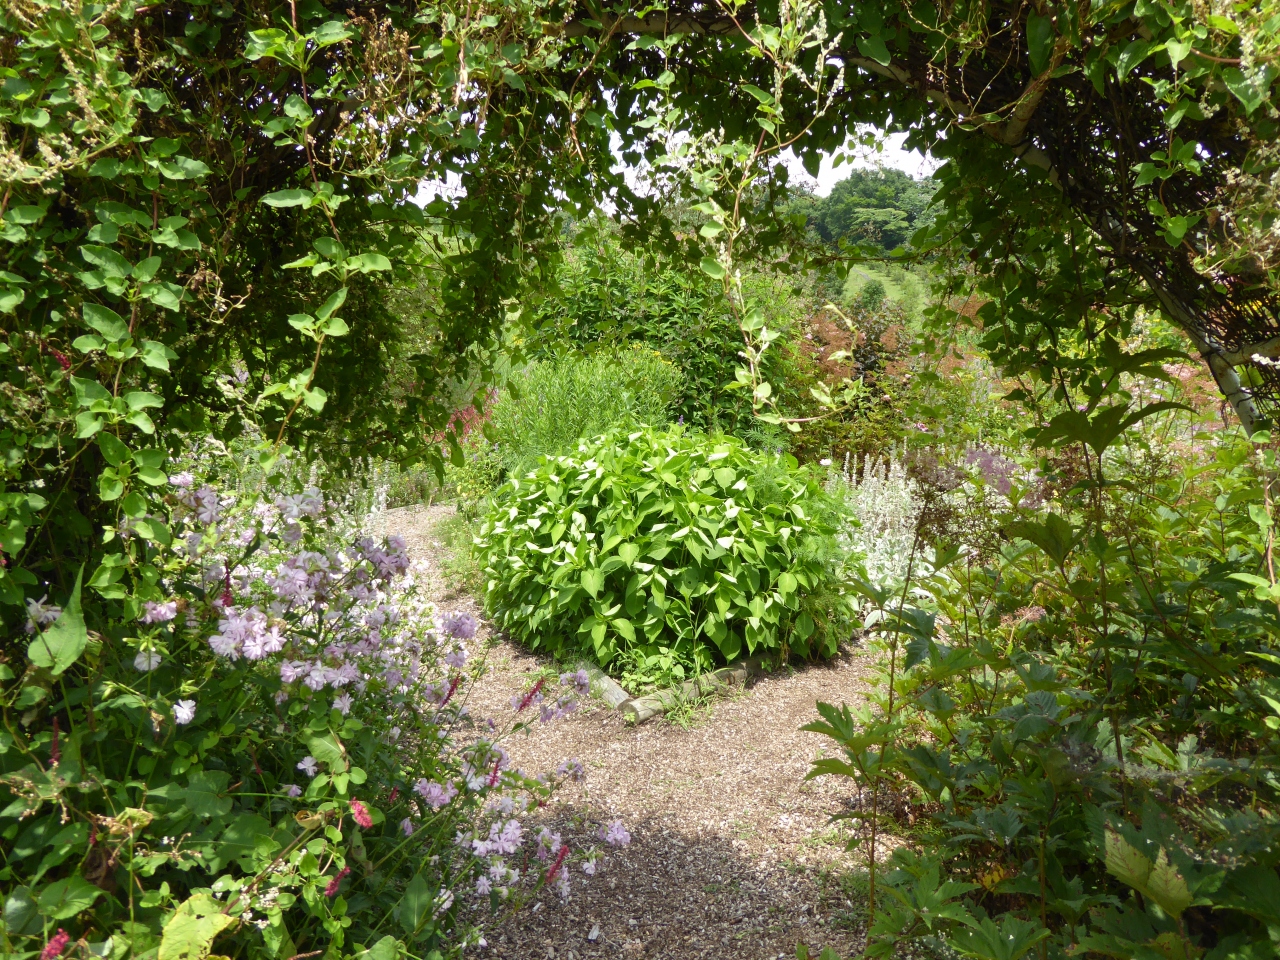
xmin=158 ymin=893 xmax=237 ymax=960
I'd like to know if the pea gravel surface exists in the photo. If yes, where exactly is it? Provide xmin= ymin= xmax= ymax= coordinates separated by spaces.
xmin=384 ymin=504 xmax=878 ymax=960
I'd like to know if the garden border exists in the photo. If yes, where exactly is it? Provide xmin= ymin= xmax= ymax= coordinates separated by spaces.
xmin=575 ymin=658 xmax=769 ymax=725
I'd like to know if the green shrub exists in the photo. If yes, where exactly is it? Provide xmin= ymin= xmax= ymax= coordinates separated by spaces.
xmin=474 ymin=426 xmax=856 ymax=677
xmin=490 ymin=346 xmax=683 ymax=475
xmin=527 ymin=236 xmax=807 ymax=434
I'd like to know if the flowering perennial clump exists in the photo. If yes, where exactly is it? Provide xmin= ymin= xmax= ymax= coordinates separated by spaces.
xmin=3 ymin=449 xmax=625 ymax=959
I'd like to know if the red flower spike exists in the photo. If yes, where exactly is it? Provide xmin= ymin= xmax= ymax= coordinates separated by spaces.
xmin=350 ymin=799 xmax=373 ymax=829
xmin=517 ymin=677 xmax=545 ymax=713
xmin=41 ymin=929 xmax=71 ymax=960
xmin=440 ymin=674 xmax=461 ymax=707
xmin=546 ymin=844 xmax=570 ymax=882
xmin=324 ymin=866 xmax=351 ymax=897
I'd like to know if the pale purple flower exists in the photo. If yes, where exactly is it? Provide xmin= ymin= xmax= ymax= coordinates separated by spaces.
xmin=193 ymin=486 xmax=221 ymax=524
xmin=169 ymin=471 xmax=194 ymax=488
xmin=475 ymin=876 xmax=492 ymax=895
xmin=400 ymin=817 xmax=415 ymax=837
xmin=279 ymin=660 xmax=306 ymax=683
xmin=140 ymin=600 xmax=178 ymax=624
xmin=444 ymin=647 xmax=468 ymax=670
xmin=172 ymin=699 xmax=197 ymax=725
xmin=285 ymin=784 xmax=302 ymax=798
xmin=134 ymin=650 xmax=162 ymax=672
xmin=333 ymin=693 xmax=353 ymax=716
xmin=297 ymin=756 xmax=319 ymax=777
xmin=304 ymin=664 xmax=328 ymax=691
xmin=603 ymin=820 xmax=631 ymax=846
xmin=413 ymin=779 xmax=458 ymax=810
xmin=562 ymin=669 xmax=591 ymax=698
xmin=557 ymin=758 xmax=585 ymax=781
xmin=208 ymin=606 xmax=270 ymax=661
xmin=441 ymin=611 xmax=478 ymax=640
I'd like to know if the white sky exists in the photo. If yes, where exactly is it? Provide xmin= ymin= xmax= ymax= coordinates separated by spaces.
xmin=782 ymin=131 xmax=939 ymax=197
xmin=415 ymin=129 xmax=937 ymax=206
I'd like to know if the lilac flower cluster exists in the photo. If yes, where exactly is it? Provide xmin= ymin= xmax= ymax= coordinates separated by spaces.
xmin=147 ymin=459 xmax=627 ymax=923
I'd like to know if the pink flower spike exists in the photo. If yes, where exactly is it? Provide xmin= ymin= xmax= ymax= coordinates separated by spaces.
xmin=324 ymin=866 xmax=351 ymax=897
xmin=351 ymin=799 xmax=374 ymax=829
xmin=41 ymin=929 xmax=71 ymax=960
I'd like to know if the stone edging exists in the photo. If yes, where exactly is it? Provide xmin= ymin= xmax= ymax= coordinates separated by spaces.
xmin=574 ymin=659 xmax=768 ymax=725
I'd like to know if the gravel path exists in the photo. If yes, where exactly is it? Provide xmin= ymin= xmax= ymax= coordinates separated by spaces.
xmin=385 ymin=504 xmax=877 ymax=960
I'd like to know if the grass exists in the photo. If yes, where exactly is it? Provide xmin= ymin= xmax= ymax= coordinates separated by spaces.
xmin=434 ymin=510 xmax=486 ymax=596
xmin=842 ymin=263 xmax=928 ymax=317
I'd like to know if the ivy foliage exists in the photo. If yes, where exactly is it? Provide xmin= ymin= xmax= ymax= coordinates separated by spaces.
xmin=474 ymin=426 xmax=855 ymax=676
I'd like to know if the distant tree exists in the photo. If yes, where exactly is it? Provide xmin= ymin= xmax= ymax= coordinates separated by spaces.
xmin=806 ymin=169 xmax=938 ymax=251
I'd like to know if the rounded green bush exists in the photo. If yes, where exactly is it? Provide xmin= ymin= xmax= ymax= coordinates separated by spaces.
xmin=475 ymin=426 xmax=855 ymax=674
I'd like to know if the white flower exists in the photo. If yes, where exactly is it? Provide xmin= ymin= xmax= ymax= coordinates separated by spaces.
xmin=297 ymin=756 xmax=319 ymax=777
xmin=332 ymin=693 xmax=353 ymax=716
xmin=172 ymin=699 xmax=197 ymax=725
xmin=24 ymin=595 xmax=61 ymax=634
xmin=134 ymin=651 xmax=162 ymax=672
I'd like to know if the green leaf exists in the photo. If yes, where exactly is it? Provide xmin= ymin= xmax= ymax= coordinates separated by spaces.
xmin=307 ymin=733 xmax=347 ymax=770
xmin=312 ymin=20 xmax=354 ymax=46
xmin=125 ymin=390 xmax=164 ymax=410
xmin=1223 ymin=65 xmax=1277 ymax=114
xmin=141 ymin=340 xmax=177 ymax=371
xmin=80 ymin=244 xmax=132 ymax=278
xmin=400 ymin=874 xmax=432 ymax=935
xmin=97 ymin=432 xmax=130 ymax=466
xmin=36 ymin=876 xmax=104 ymax=920
xmin=82 ymin=303 xmax=129 ymax=342
xmin=581 ymin=568 xmax=604 ymax=598
xmin=950 ymin=915 xmax=1049 ymax=960
xmin=1104 ymin=829 xmax=1192 ymax=918
xmin=5 ymin=205 xmax=46 ymax=225
xmin=856 ymin=34 xmax=892 ymax=66
xmin=347 ymin=252 xmax=392 ymax=272
xmin=158 ymin=893 xmax=238 ymax=960
xmin=1026 ymin=14 xmax=1054 ymax=75
xmin=184 ymin=770 xmax=233 ymax=819
xmin=27 ymin=566 xmax=86 ymax=676
xmin=262 ymin=188 xmax=313 ymax=208
xmin=316 ymin=285 xmax=348 ymax=320
xmin=699 ymin=257 xmax=726 ymax=279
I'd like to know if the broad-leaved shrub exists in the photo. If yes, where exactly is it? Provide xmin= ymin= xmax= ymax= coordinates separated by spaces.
xmin=475 ymin=426 xmax=855 ymax=676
